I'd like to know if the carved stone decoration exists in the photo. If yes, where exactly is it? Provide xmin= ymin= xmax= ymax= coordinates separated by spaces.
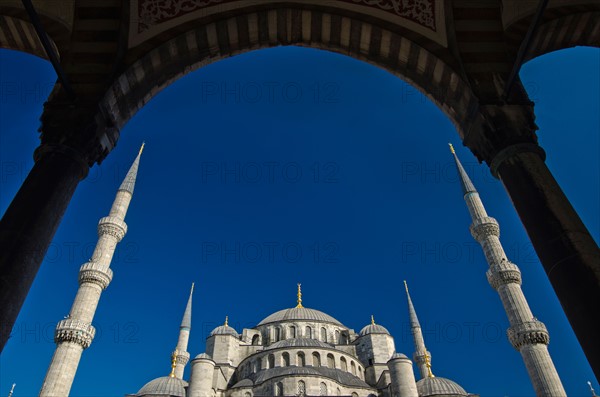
xmin=486 ymin=264 xmax=522 ymax=290
xmin=136 ymin=0 xmax=436 ymax=33
xmin=97 ymin=216 xmax=127 ymax=241
xmin=470 ymin=217 xmax=500 ymax=242
xmin=507 ymin=320 xmax=550 ymax=350
xmin=343 ymin=0 xmax=435 ymax=29
xmin=78 ymin=262 xmax=113 ymax=290
xmin=54 ymin=319 xmax=96 ymax=349
xmin=175 ymin=350 xmax=191 ymax=365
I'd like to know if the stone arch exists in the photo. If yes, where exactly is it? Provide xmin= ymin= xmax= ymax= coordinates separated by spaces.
xmin=251 ymin=334 xmax=260 ymax=345
xmin=327 ymin=353 xmax=335 ymax=368
xmin=503 ymin=3 xmax=600 ymax=64
xmin=340 ymin=356 xmax=348 ymax=371
xmin=312 ymin=351 xmax=321 ymax=367
xmin=282 ymin=352 xmax=290 ymax=366
xmin=0 ymin=10 xmax=68 ymax=60
xmin=297 ymin=351 xmax=306 ymax=367
xmin=268 ymin=353 xmax=275 ymax=369
xmin=101 ymin=6 xmax=476 ymax=139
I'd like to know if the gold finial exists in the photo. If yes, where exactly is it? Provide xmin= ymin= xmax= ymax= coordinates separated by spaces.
xmin=169 ymin=350 xmax=178 ymax=378
xmin=224 ymin=316 xmax=229 ymax=327
xmin=296 ymin=283 xmax=303 ymax=308
xmin=139 ymin=141 xmax=145 ymax=156
xmin=448 ymin=143 xmax=455 ymax=154
xmin=424 ymin=354 xmax=434 ymax=378
xmin=371 ymin=315 xmax=375 ymax=325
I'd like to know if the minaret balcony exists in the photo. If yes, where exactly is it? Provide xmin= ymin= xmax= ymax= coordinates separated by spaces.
xmin=469 ymin=216 xmax=500 ymax=242
xmin=97 ymin=216 xmax=128 ymax=241
xmin=78 ymin=262 xmax=113 ymax=289
xmin=507 ymin=320 xmax=550 ymax=350
xmin=486 ymin=261 xmax=522 ymax=290
xmin=54 ymin=319 xmax=96 ymax=349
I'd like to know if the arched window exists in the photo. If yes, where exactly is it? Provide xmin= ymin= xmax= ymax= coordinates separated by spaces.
xmin=336 ymin=388 xmax=341 ymax=396
xmin=275 ymin=327 xmax=281 ymax=341
xmin=290 ymin=325 xmax=296 ymax=338
xmin=351 ymin=361 xmax=356 ymax=375
xmin=244 ymin=392 xmax=252 ymax=397
xmin=275 ymin=382 xmax=283 ymax=396
xmin=340 ymin=357 xmax=347 ymax=371
xmin=351 ymin=393 xmax=358 ymax=397
xmin=297 ymin=380 xmax=306 ymax=397
xmin=327 ymin=353 xmax=335 ymax=368
xmin=334 ymin=330 xmax=340 ymax=344
xmin=297 ymin=352 xmax=306 ymax=367
xmin=339 ymin=332 xmax=347 ymax=344
xmin=321 ymin=327 xmax=327 ymax=342
xmin=312 ymin=352 xmax=321 ymax=367
xmin=282 ymin=352 xmax=290 ymax=366
xmin=268 ymin=354 xmax=275 ymax=369
xmin=305 ymin=326 xmax=312 ymax=339
xmin=320 ymin=382 xmax=328 ymax=396
xmin=251 ymin=334 xmax=260 ymax=345
xmin=256 ymin=358 xmax=262 ymax=371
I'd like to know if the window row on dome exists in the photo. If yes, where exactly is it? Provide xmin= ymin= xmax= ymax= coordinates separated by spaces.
xmin=239 ymin=350 xmax=364 ymax=381
xmin=273 ymin=380 xmax=360 ymax=397
xmin=257 ymin=323 xmax=350 ymax=345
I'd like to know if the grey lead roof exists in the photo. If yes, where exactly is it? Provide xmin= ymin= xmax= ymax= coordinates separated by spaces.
xmin=136 ymin=376 xmax=187 ymax=397
xmin=416 ymin=377 xmax=469 ymax=396
xmin=257 ymin=307 xmax=344 ymax=326
xmin=266 ymin=338 xmax=334 ymax=350
xmin=119 ymin=148 xmax=143 ymax=194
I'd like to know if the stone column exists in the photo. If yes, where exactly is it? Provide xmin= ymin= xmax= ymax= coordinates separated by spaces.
xmin=0 ymin=144 xmax=89 ymax=352
xmin=490 ymin=144 xmax=600 ymax=381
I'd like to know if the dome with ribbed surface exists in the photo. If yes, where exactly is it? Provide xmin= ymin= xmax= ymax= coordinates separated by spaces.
xmin=136 ymin=376 xmax=187 ymax=396
xmin=359 ymin=323 xmax=390 ymax=336
xmin=210 ymin=324 xmax=239 ymax=337
xmin=390 ymin=352 xmax=409 ymax=360
xmin=266 ymin=338 xmax=332 ymax=350
xmin=416 ymin=377 xmax=468 ymax=396
xmin=257 ymin=307 xmax=343 ymax=326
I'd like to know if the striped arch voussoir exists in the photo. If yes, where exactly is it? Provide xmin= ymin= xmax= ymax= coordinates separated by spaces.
xmin=101 ymin=8 xmax=477 ymax=137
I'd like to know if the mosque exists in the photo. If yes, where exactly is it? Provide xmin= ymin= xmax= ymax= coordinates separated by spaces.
xmin=37 ymin=144 xmax=566 ymax=397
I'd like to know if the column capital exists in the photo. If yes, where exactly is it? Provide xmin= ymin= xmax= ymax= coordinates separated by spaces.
xmin=462 ymin=103 xmax=540 ymax=169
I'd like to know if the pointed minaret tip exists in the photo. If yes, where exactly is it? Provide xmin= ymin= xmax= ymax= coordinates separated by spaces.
xmin=180 ymin=283 xmax=193 ymax=330
xmin=224 ymin=316 xmax=229 ymax=327
xmin=448 ymin=142 xmax=477 ymax=195
xmin=448 ymin=142 xmax=455 ymax=154
xmin=119 ymin=143 xmax=145 ymax=194
xmin=403 ymin=280 xmax=409 ymax=293
xmin=371 ymin=315 xmax=375 ymax=325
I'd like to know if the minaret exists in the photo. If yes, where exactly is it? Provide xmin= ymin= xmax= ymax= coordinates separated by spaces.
xmin=448 ymin=143 xmax=566 ymax=397
xmin=403 ymin=281 xmax=433 ymax=380
xmin=39 ymin=144 xmax=145 ymax=397
xmin=173 ymin=283 xmax=194 ymax=379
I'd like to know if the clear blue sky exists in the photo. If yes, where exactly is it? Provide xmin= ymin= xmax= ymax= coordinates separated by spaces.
xmin=0 ymin=45 xmax=598 ymax=396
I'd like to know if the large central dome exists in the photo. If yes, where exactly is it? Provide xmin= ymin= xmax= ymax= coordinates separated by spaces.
xmin=258 ymin=307 xmax=344 ymax=326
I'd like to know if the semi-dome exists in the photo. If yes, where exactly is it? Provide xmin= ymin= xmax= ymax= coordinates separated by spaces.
xmin=359 ymin=323 xmax=390 ymax=336
xmin=210 ymin=324 xmax=239 ymax=337
xmin=136 ymin=376 xmax=187 ymax=397
xmin=416 ymin=377 xmax=468 ymax=396
xmin=258 ymin=307 xmax=343 ymax=326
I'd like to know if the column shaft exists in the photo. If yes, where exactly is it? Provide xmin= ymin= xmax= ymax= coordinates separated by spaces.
xmin=496 ymin=151 xmax=600 ymax=380
xmin=0 ymin=147 xmax=87 ymax=352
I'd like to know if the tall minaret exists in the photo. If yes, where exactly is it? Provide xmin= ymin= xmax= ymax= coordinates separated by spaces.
xmin=403 ymin=281 xmax=433 ymax=380
xmin=39 ymin=144 xmax=145 ymax=397
xmin=173 ymin=283 xmax=194 ymax=379
xmin=448 ymin=143 xmax=566 ymax=397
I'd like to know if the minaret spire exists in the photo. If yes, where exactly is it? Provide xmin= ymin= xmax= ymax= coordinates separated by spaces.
xmin=449 ymin=144 xmax=566 ymax=397
xmin=404 ymin=280 xmax=432 ymax=379
xmin=39 ymin=144 xmax=145 ymax=397
xmin=173 ymin=283 xmax=194 ymax=379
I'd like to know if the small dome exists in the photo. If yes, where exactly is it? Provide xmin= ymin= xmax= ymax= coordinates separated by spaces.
xmin=210 ymin=324 xmax=239 ymax=337
xmin=194 ymin=352 xmax=213 ymax=360
xmin=136 ymin=376 xmax=187 ymax=397
xmin=258 ymin=307 xmax=343 ymax=326
xmin=359 ymin=323 xmax=390 ymax=336
xmin=417 ymin=377 xmax=468 ymax=396
xmin=390 ymin=352 xmax=409 ymax=360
